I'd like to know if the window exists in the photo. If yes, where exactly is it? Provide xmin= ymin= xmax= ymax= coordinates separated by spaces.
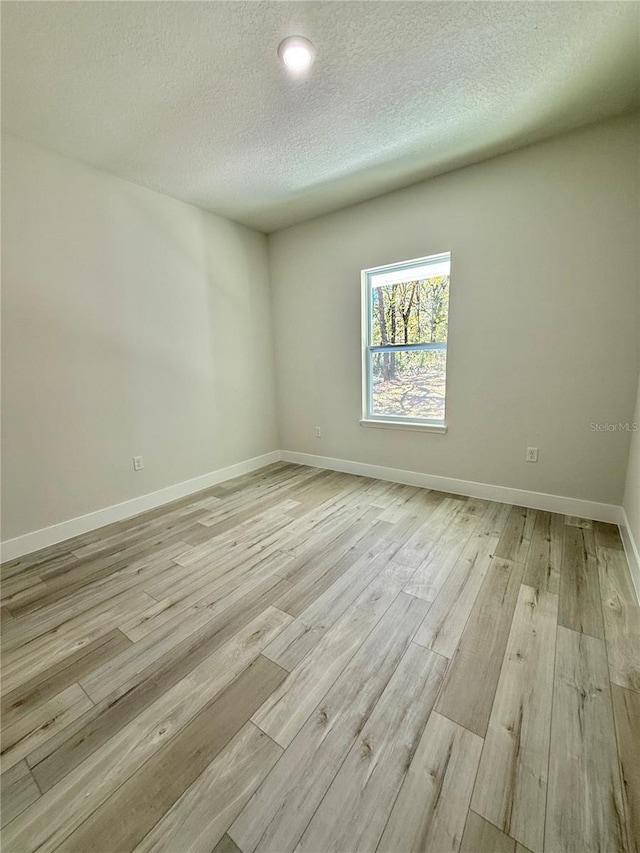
xmin=361 ymin=252 xmax=451 ymax=429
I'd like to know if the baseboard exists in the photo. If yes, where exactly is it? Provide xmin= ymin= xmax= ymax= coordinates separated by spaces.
xmin=285 ymin=448 xmax=640 ymax=598
xmin=1 ymin=447 xmax=628 ymax=569
xmin=619 ymin=508 xmax=640 ymax=603
xmin=280 ymin=450 xmax=622 ymax=524
xmin=0 ymin=450 xmax=282 ymax=563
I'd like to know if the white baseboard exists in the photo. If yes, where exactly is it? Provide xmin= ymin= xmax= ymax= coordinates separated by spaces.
xmin=619 ymin=508 xmax=640 ymax=603
xmin=0 ymin=451 xmax=282 ymax=563
xmin=281 ymin=450 xmax=622 ymax=524
xmin=2 ymin=447 xmax=630 ymax=576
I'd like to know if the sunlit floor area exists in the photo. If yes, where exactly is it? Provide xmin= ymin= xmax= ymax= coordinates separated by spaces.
xmin=1 ymin=463 xmax=638 ymax=853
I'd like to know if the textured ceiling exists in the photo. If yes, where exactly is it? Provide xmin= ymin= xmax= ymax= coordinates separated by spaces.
xmin=2 ymin=1 xmax=639 ymax=232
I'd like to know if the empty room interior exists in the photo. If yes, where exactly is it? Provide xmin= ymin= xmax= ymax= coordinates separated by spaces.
xmin=1 ymin=2 xmax=640 ymax=852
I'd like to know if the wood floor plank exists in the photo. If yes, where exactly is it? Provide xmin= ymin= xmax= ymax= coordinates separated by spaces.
xmin=545 ymin=626 xmax=627 ymax=853
xmin=605 ymin=601 xmax=640 ymax=693
xmin=2 ymin=546 xmax=78 ymax=580
xmin=471 ymin=498 xmax=513 ymax=541
xmin=194 ymin=496 xmax=300 ymax=540
xmin=23 ymin=527 xmax=203 ymax=611
xmin=564 ymin=516 xmax=593 ymax=529
xmin=0 ymin=492 xmax=210 ymax=583
xmin=277 ymin=511 xmax=380 ymax=588
xmin=262 ymin=539 xmax=399 ymax=671
xmin=78 ymin=573 xmax=287 ymax=704
xmin=163 ymin=512 xmax=289 ymax=577
xmin=523 ymin=510 xmax=564 ymax=594
xmin=413 ymin=501 xmax=511 ymax=657
xmin=436 ymin=557 xmax=524 ymax=736
xmin=57 ymin=658 xmax=286 ymax=853
xmin=1 ymin=579 xmax=50 ymax=614
xmin=1 ymin=466 xmax=635 ymax=853
xmin=28 ymin=527 xmax=187 ymax=590
xmin=403 ymin=498 xmax=486 ymax=602
xmin=296 ymin=642 xmax=447 ymax=853
xmin=119 ymin=547 xmax=291 ymax=643
xmin=278 ymin=498 xmax=368 ymax=556
xmin=598 ymin=546 xmax=640 ymax=692
xmin=213 ymin=834 xmax=243 ymax=853
xmin=166 ymin=526 xmax=298 ymax=601
xmin=1 ymin=591 xmax=155 ymax=693
xmin=1 ymin=570 xmax=46 ymax=603
xmin=381 ymin=500 xmax=437 ymax=545
xmin=494 ymin=506 xmax=536 ymax=563
xmin=0 ymin=683 xmax=93 ymax=772
xmin=374 ymin=483 xmax=421 ymax=522
xmin=68 ymin=500 xmax=209 ymax=554
xmin=64 ymin=508 xmax=211 ymax=566
xmin=1 ymin=545 xmax=186 ymax=652
xmin=0 ymin=761 xmax=41 ymax=828
xmin=2 ymin=606 xmax=291 ymax=853
xmin=274 ymin=520 xmax=392 ymax=617
xmin=460 ymin=810 xmax=516 ymax=853
xmin=594 ymin=521 xmax=625 ymax=551
xmin=1 ymin=629 xmax=131 ymax=730
xmin=133 ymin=721 xmax=281 ymax=853
xmin=228 ymin=592 xmax=429 ymax=853
xmin=393 ymin=494 xmax=462 ymax=568
xmin=29 ymin=576 xmax=292 ymax=793
xmin=378 ymin=711 xmax=483 ymax=853
xmin=598 ymin=545 xmax=638 ymax=608
xmin=558 ymin=525 xmax=604 ymax=639
xmin=611 ymin=684 xmax=640 ymax=853
xmin=255 ymin=564 xmax=421 ymax=747
xmin=471 ymin=585 xmax=558 ymax=853
xmin=77 ymin=606 xmax=233 ymax=703
xmin=345 ymin=475 xmax=398 ymax=509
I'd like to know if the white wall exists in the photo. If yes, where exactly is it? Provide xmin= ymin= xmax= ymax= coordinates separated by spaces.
xmin=623 ymin=370 xmax=640 ymax=596
xmin=1 ymin=136 xmax=279 ymax=541
xmin=269 ymin=115 xmax=639 ymax=506
xmin=622 ymin=224 xmax=640 ymax=596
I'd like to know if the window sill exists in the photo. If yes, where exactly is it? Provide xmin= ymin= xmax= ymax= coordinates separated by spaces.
xmin=359 ymin=419 xmax=447 ymax=434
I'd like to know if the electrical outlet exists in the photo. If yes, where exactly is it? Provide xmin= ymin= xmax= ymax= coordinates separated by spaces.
xmin=526 ymin=447 xmax=538 ymax=463
xmin=314 ymin=426 xmax=322 ymax=438
xmin=133 ymin=456 xmax=144 ymax=471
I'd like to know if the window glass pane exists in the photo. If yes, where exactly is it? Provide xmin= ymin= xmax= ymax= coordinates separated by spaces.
xmin=369 ymin=257 xmax=450 ymax=288
xmin=370 ymin=275 xmax=449 ymax=347
xmin=371 ymin=349 xmax=446 ymax=421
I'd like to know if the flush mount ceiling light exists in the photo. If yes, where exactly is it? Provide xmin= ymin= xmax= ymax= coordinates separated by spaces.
xmin=277 ymin=36 xmax=316 ymax=72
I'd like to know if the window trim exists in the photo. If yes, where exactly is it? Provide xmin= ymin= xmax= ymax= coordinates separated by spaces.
xmin=359 ymin=418 xmax=448 ymax=433
xmin=361 ymin=253 xmax=450 ymax=429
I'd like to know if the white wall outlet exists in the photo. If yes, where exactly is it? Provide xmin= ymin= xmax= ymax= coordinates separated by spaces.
xmin=133 ymin=455 xmax=144 ymax=471
xmin=314 ymin=426 xmax=322 ymax=438
xmin=526 ymin=447 xmax=538 ymax=463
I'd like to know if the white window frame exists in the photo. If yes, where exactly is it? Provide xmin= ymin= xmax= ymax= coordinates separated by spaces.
xmin=360 ymin=252 xmax=450 ymax=433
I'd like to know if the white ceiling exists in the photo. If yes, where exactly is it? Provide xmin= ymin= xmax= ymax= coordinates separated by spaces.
xmin=2 ymin=1 xmax=639 ymax=232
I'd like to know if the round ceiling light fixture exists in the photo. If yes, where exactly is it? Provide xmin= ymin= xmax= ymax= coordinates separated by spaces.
xmin=277 ymin=36 xmax=316 ymax=71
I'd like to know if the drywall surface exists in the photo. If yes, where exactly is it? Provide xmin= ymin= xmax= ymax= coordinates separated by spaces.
xmin=623 ymin=373 xmax=640 ymax=565
xmin=1 ymin=135 xmax=278 ymax=539
xmin=269 ymin=115 xmax=640 ymax=505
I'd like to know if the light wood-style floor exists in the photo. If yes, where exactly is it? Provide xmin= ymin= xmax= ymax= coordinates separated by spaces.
xmin=1 ymin=463 xmax=638 ymax=853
